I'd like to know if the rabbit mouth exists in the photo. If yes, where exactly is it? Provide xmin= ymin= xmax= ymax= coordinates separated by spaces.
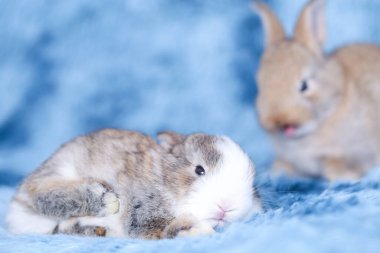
xmin=281 ymin=124 xmax=299 ymax=137
xmin=207 ymin=218 xmax=228 ymax=229
xmin=279 ymin=121 xmax=319 ymax=138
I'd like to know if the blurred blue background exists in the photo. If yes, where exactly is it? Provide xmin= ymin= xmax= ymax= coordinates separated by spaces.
xmin=1 ymin=1 xmax=380 ymax=252
xmin=1 ymin=0 xmax=380 ymax=180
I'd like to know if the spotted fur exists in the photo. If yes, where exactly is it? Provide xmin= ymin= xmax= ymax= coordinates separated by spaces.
xmin=6 ymin=129 xmax=261 ymax=239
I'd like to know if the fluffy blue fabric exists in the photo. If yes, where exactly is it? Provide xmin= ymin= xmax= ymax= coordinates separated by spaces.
xmin=1 ymin=0 xmax=380 ymax=252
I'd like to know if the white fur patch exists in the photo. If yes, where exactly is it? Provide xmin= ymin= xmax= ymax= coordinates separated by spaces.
xmin=56 ymin=164 xmax=78 ymax=179
xmin=6 ymin=200 xmax=57 ymax=234
xmin=54 ymin=147 xmax=81 ymax=179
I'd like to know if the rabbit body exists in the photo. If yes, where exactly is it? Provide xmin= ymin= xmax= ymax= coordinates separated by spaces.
xmin=6 ymin=129 xmax=261 ymax=238
xmin=255 ymin=0 xmax=380 ymax=180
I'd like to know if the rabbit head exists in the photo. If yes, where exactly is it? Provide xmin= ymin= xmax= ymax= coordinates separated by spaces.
xmin=254 ymin=0 xmax=345 ymax=138
xmin=158 ymin=132 xmax=261 ymax=229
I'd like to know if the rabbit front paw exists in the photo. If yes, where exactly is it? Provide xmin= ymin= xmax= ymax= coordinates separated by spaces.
xmin=177 ymin=223 xmax=215 ymax=237
xmin=101 ymin=192 xmax=120 ymax=215
xmin=163 ymin=217 xmax=215 ymax=239
xmin=87 ymin=182 xmax=120 ymax=216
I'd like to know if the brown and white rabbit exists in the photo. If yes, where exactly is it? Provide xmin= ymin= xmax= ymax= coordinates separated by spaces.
xmin=253 ymin=0 xmax=380 ymax=180
xmin=6 ymin=129 xmax=261 ymax=239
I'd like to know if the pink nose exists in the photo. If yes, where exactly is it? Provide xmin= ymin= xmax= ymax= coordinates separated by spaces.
xmin=216 ymin=210 xmax=226 ymax=220
xmin=216 ymin=204 xmax=229 ymax=220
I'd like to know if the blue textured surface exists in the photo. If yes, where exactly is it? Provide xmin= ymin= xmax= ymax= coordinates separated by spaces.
xmin=1 ymin=0 xmax=380 ymax=252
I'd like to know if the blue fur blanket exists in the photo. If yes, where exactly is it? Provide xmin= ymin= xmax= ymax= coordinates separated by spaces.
xmin=1 ymin=0 xmax=380 ymax=252
xmin=1 ymin=173 xmax=380 ymax=252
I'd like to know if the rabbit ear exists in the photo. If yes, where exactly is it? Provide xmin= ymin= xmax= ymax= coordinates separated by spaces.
xmin=253 ymin=0 xmax=286 ymax=47
xmin=157 ymin=131 xmax=185 ymax=152
xmin=294 ymin=0 xmax=326 ymax=56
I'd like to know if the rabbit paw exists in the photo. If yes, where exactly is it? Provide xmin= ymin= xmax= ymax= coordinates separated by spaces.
xmin=87 ymin=182 xmax=120 ymax=216
xmin=56 ymin=218 xmax=108 ymax=237
xmin=163 ymin=218 xmax=215 ymax=239
xmin=102 ymin=192 xmax=120 ymax=215
xmin=177 ymin=223 xmax=215 ymax=238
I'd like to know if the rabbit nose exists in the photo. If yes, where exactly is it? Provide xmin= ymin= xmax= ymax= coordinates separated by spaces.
xmin=280 ymin=123 xmax=298 ymax=131
xmin=215 ymin=204 xmax=234 ymax=220
xmin=216 ymin=209 xmax=226 ymax=220
xmin=273 ymin=112 xmax=298 ymax=130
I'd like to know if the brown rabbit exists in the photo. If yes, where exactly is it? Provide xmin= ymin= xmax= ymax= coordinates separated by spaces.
xmin=253 ymin=0 xmax=380 ymax=180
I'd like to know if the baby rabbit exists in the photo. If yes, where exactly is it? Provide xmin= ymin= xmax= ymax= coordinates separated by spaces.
xmin=6 ymin=129 xmax=261 ymax=239
xmin=254 ymin=0 xmax=380 ymax=180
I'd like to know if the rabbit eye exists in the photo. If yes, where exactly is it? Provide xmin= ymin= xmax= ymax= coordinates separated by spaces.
xmin=300 ymin=80 xmax=308 ymax=93
xmin=195 ymin=165 xmax=205 ymax=176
